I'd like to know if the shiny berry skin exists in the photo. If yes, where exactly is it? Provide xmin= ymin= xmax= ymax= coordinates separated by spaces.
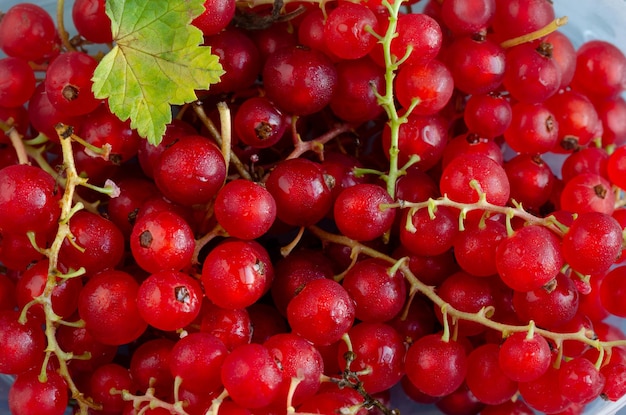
xmin=220 ymin=343 xmax=283 ymax=409
xmin=572 ymin=40 xmax=626 ymax=99
xmin=201 ymin=239 xmax=274 ymax=309
xmin=9 ymin=369 xmax=68 ymax=415
xmin=286 ymin=278 xmax=356 ymax=346
xmin=130 ymin=211 xmax=195 ymax=274
xmin=0 ymin=164 xmax=61 ymax=234
xmin=0 ymin=3 xmax=60 ymax=62
xmin=45 ymin=51 xmax=101 ymax=117
xmin=404 ymin=334 xmax=468 ymax=397
xmin=323 ymin=2 xmax=380 ymax=60
xmin=562 ymin=212 xmax=623 ymax=276
xmin=58 ymin=210 xmax=125 ymax=276
xmin=153 ymin=135 xmax=226 ymax=206
xmin=169 ymin=332 xmax=228 ymax=394
xmin=342 ymin=258 xmax=407 ymax=323
xmin=265 ymin=158 xmax=333 ymax=227
xmin=333 ymin=184 xmax=396 ymax=242
xmin=78 ymin=270 xmax=147 ymax=345
xmin=136 ymin=270 xmax=203 ymax=331
xmin=234 ymin=97 xmax=288 ymax=149
xmin=0 ymin=57 xmax=36 ymax=108
xmin=214 ymin=179 xmax=277 ymax=240
xmin=263 ymin=46 xmax=338 ymax=116
xmin=495 ymin=225 xmax=564 ymax=292
xmin=446 ymin=35 xmax=505 ymax=95
xmin=395 ymin=59 xmax=454 ymax=115
xmin=439 ymin=153 xmax=510 ymax=206
xmin=465 ymin=343 xmax=518 ymax=405
xmin=0 ymin=310 xmax=46 ymax=375
xmin=560 ymin=173 xmax=616 ymax=215
xmin=192 ymin=0 xmax=236 ymax=36
xmin=337 ymin=322 xmax=406 ymax=394
xmin=72 ymin=0 xmax=113 ymax=43
xmin=498 ymin=331 xmax=552 ymax=382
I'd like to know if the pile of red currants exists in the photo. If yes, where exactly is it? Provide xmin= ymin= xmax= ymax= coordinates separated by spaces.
xmin=1 ymin=0 xmax=626 ymax=414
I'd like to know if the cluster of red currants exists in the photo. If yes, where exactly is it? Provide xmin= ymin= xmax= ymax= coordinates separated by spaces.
xmin=1 ymin=0 xmax=626 ymax=414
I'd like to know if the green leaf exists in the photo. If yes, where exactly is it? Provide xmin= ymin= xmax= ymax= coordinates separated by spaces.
xmin=91 ymin=0 xmax=224 ymax=145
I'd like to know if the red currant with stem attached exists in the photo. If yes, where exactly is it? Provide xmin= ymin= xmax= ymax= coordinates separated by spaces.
xmin=45 ymin=51 xmax=101 ymax=117
xmin=558 ymin=356 xmax=606 ymax=404
xmin=502 ymin=42 xmax=561 ymax=104
xmin=439 ymin=153 xmax=510 ymax=206
xmin=89 ymin=363 xmax=133 ymax=413
xmin=491 ymin=0 xmax=555 ymax=41
xmin=0 ymin=310 xmax=46 ymax=375
xmin=513 ymin=272 xmax=579 ymax=329
xmin=8 ymin=368 xmax=68 ymax=415
xmin=435 ymin=271 xmax=495 ymax=336
xmin=214 ymin=179 xmax=277 ymax=240
xmin=130 ymin=211 xmax=195 ymax=274
xmin=106 ymin=177 xmax=159 ymax=237
xmin=16 ymin=259 xmax=82 ymax=323
xmin=562 ymin=211 xmax=623 ymax=276
xmin=323 ymin=2 xmax=379 ymax=60
xmin=201 ymin=239 xmax=273 ymax=309
xmin=453 ymin=216 xmax=507 ymax=277
xmin=330 ymin=57 xmax=385 ymax=123
xmin=498 ymin=331 xmax=552 ymax=382
xmin=28 ymin=83 xmax=81 ymax=143
xmin=129 ymin=338 xmax=175 ymax=398
xmin=55 ymin=323 xmax=117 ymax=374
xmin=265 ymin=158 xmax=333 ymax=227
xmin=404 ymin=334 xmax=468 ymax=397
xmin=333 ymin=183 xmax=396 ymax=242
xmin=0 ymin=164 xmax=61 ymax=234
xmin=220 ymin=343 xmax=283 ymax=409
xmin=337 ymin=322 xmax=406 ymax=394
xmin=137 ymin=119 xmax=196 ymax=179
xmin=263 ymin=46 xmax=338 ymax=116
xmin=77 ymin=269 xmax=147 ymax=346
xmin=384 ymin=12 xmax=442 ymax=66
xmin=264 ymin=332 xmax=324 ymax=406
xmin=504 ymin=153 xmax=555 ymax=210
xmin=78 ymin=103 xmax=141 ymax=164
xmin=286 ymin=278 xmax=355 ymax=346
xmin=58 ymin=210 xmax=125 ymax=276
xmin=400 ymin=205 xmax=459 ymax=257
xmin=395 ymin=59 xmax=454 ymax=115
xmin=382 ymin=112 xmax=448 ymax=171
xmin=136 ymin=270 xmax=203 ymax=331
xmin=0 ymin=3 xmax=60 ymax=62
xmin=153 ymin=135 xmax=226 ymax=206
xmin=341 ymin=258 xmax=407 ymax=323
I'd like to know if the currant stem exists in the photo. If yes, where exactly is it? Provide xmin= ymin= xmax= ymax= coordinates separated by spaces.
xmin=500 ymin=16 xmax=569 ymax=48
